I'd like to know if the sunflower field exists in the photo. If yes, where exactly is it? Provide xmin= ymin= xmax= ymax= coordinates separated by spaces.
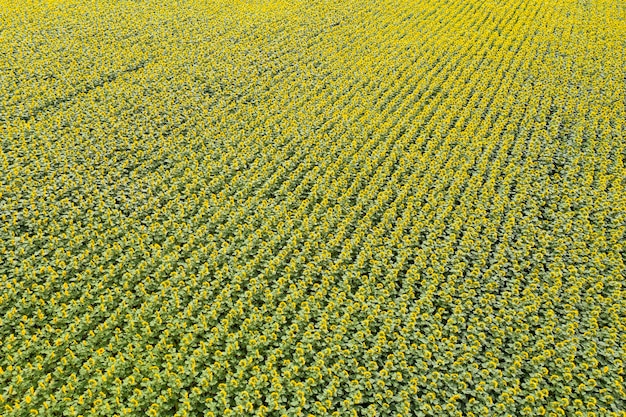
xmin=0 ymin=0 xmax=625 ymax=416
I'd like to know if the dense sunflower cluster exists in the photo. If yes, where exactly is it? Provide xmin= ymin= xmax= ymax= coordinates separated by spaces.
xmin=1 ymin=0 xmax=625 ymax=416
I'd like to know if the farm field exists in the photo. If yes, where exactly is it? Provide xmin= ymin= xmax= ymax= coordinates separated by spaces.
xmin=1 ymin=0 xmax=625 ymax=416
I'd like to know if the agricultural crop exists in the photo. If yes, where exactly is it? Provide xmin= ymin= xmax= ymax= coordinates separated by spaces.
xmin=0 ymin=0 xmax=625 ymax=416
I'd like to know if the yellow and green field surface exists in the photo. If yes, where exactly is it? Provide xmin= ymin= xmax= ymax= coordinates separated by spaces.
xmin=1 ymin=0 xmax=625 ymax=415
